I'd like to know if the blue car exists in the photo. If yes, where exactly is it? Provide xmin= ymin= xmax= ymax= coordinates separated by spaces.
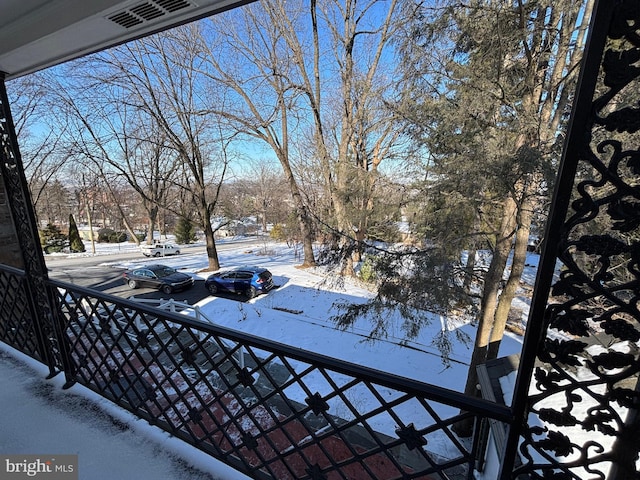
xmin=205 ymin=266 xmax=274 ymax=299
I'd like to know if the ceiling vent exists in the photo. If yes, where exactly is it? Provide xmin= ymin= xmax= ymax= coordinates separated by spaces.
xmin=108 ymin=0 xmax=192 ymax=29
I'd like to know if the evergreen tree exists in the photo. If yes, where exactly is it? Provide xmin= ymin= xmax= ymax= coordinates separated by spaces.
xmin=174 ymin=217 xmax=197 ymax=244
xmin=326 ymin=0 xmax=592 ymax=421
xmin=396 ymin=0 xmax=593 ymax=435
xmin=68 ymin=214 xmax=85 ymax=253
xmin=39 ymin=223 xmax=67 ymax=254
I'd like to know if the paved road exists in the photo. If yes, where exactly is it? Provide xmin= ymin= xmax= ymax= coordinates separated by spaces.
xmin=44 ymin=243 xmax=207 ymax=268
xmin=44 ymin=239 xmax=255 ymax=304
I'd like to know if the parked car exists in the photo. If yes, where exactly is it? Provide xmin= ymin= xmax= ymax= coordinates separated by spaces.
xmin=205 ymin=266 xmax=274 ymax=299
xmin=123 ymin=264 xmax=194 ymax=294
xmin=140 ymin=243 xmax=181 ymax=257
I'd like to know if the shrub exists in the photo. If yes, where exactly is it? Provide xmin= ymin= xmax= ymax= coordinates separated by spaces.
xmin=359 ymin=255 xmax=377 ymax=283
xmin=68 ymin=214 xmax=85 ymax=253
xmin=97 ymin=228 xmax=114 ymax=243
xmin=40 ymin=223 xmax=67 ymax=254
xmin=175 ymin=217 xmax=198 ymax=244
xmin=109 ymin=231 xmax=127 ymax=243
xmin=270 ymin=223 xmax=287 ymax=242
xmin=97 ymin=228 xmax=127 ymax=243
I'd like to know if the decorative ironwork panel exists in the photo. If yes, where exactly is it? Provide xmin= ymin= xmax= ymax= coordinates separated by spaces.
xmin=0 ymin=77 xmax=66 ymax=377
xmin=0 ymin=264 xmax=40 ymax=359
xmin=2 ymin=2 xmax=638 ymax=480
xmin=51 ymin=279 xmax=513 ymax=480
xmin=509 ymin=2 xmax=640 ymax=478
xmin=0 ymin=180 xmax=23 ymax=269
xmin=0 ymin=78 xmax=46 ymax=277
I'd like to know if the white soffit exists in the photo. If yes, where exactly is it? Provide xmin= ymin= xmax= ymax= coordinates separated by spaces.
xmin=0 ymin=0 xmax=253 ymax=80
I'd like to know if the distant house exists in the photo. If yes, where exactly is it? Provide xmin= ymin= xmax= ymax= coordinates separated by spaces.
xmin=215 ymin=219 xmax=259 ymax=237
xmin=77 ymin=228 xmax=98 ymax=241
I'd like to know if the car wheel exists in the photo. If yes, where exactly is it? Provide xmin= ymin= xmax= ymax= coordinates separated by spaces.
xmin=207 ymin=283 xmax=218 ymax=295
xmin=154 ymin=252 xmax=161 ymax=257
xmin=127 ymin=279 xmax=138 ymax=289
xmin=175 ymin=250 xmax=180 ymax=255
xmin=246 ymin=287 xmax=257 ymax=299
xmin=161 ymin=284 xmax=172 ymax=295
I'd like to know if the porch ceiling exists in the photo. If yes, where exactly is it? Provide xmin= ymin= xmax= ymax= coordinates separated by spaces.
xmin=0 ymin=0 xmax=254 ymax=80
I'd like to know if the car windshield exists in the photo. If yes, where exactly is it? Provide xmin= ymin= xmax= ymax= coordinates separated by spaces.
xmin=150 ymin=266 xmax=177 ymax=278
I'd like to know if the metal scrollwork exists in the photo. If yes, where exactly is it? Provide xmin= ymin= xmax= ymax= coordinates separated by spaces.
xmin=0 ymin=78 xmax=68 ymax=377
xmin=513 ymin=1 xmax=640 ymax=478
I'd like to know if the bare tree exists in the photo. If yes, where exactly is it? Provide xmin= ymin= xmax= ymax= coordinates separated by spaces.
xmin=161 ymin=0 xmax=402 ymax=270
xmin=230 ymin=160 xmax=289 ymax=232
xmin=75 ymin=32 xmax=235 ymax=270
xmin=6 ymin=72 xmax=69 ymax=224
xmin=33 ymin=179 xmax=70 ymax=226
xmin=309 ymin=0 xmax=401 ymax=270
xmin=245 ymin=0 xmax=402 ymax=271
xmin=166 ymin=15 xmax=318 ymax=266
xmin=46 ymin=72 xmax=182 ymax=246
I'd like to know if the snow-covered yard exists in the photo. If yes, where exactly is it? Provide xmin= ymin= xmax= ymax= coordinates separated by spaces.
xmin=97 ymin=240 xmax=529 ymax=457
xmin=2 ymin=239 xmax=534 ymax=478
xmin=104 ymin=240 xmax=528 ymax=392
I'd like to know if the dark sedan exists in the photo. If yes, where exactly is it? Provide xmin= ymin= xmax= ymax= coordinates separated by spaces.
xmin=123 ymin=264 xmax=194 ymax=294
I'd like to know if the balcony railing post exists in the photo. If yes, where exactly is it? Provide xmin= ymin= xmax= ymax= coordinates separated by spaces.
xmin=501 ymin=1 xmax=610 ymax=476
xmin=0 ymin=75 xmax=74 ymax=384
xmin=501 ymin=1 xmax=640 ymax=477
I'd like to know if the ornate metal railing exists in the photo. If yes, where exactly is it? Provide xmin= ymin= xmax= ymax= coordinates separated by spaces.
xmin=505 ymin=2 xmax=640 ymax=479
xmin=0 ymin=265 xmax=41 ymax=361
xmin=1 ymin=1 xmax=639 ymax=479
xmin=1 ymin=272 xmax=513 ymax=479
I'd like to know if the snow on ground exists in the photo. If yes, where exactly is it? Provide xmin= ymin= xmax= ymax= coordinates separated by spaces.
xmin=2 ymin=238 xmax=535 ymax=478
xmin=103 ymin=239 xmax=528 ymax=454
xmin=0 ymin=345 xmax=248 ymax=480
xmin=103 ymin=239 xmax=527 ymax=391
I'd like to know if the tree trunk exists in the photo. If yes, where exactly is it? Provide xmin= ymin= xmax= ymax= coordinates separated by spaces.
xmin=193 ymin=195 xmax=221 ymax=272
xmin=279 ymin=153 xmax=316 ymax=267
xmin=453 ymin=195 xmax=517 ymax=437
xmin=463 ymin=248 xmax=476 ymax=295
xmin=85 ymin=197 xmax=96 ymax=255
xmin=203 ymin=218 xmax=220 ymax=271
xmin=117 ymin=213 xmax=139 ymax=246
xmin=147 ymin=205 xmax=158 ymax=244
xmin=298 ymin=203 xmax=317 ymax=268
xmin=487 ymin=186 xmax=536 ymax=360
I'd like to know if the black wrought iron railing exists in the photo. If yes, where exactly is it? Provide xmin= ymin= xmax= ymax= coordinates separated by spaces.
xmin=0 ymin=274 xmax=515 ymax=480
xmin=0 ymin=265 xmax=40 ymax=361
xmin=1 ymin=1 xmax=640 ymax=479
